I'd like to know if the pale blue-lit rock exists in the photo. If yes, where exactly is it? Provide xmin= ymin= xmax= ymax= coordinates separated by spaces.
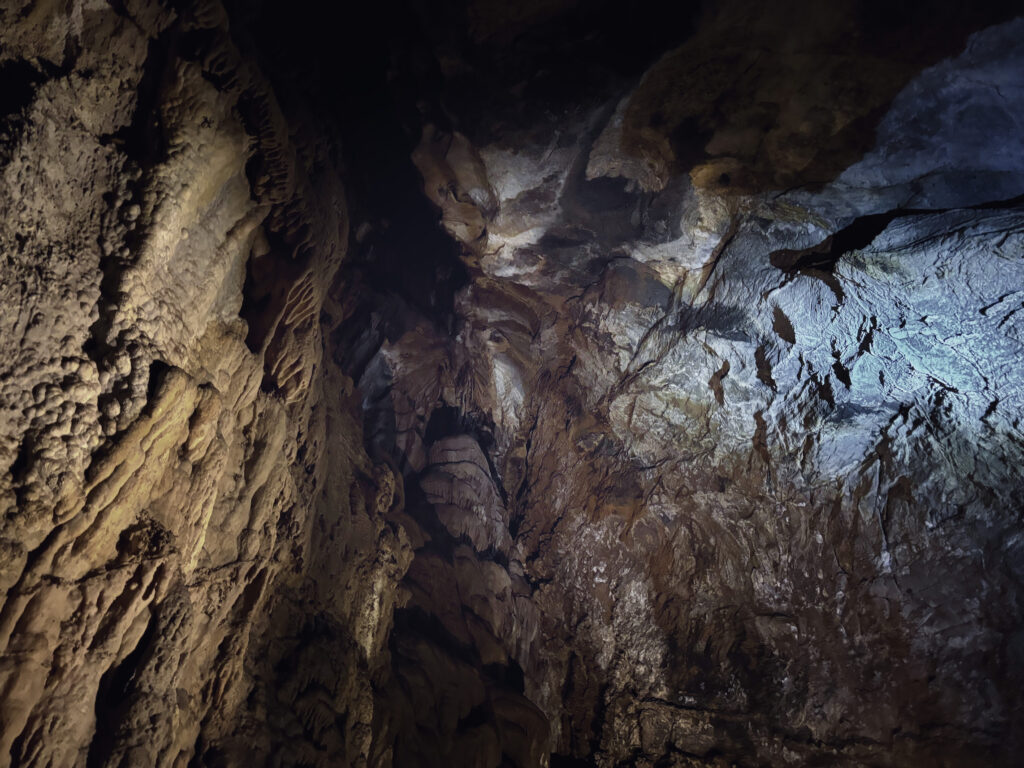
xmin=786 ymin=17 xmax=1024 ymax=220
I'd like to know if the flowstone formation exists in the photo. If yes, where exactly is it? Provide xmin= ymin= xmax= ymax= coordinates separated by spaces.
xmin=0 ymin=2 xmax=408 ymax=765
xmin=2 ymin=0 xmax=1023 ymax=766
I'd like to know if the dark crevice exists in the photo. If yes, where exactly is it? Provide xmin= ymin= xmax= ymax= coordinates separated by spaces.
xmin=770 ymin=212 xmax=899 ymax=274
xmin=100 ymin=30 xmax=177 ymax=168
xmin=0 ymin=57 xmax=74 ymax=169
xmin=755 ymin=345 xmax=777 ymax=391
xmin=145 ymin=360 xmax=171 ymax=401
xmin=677 ymin=304 xmax=750 ymax=341
xmin=709 ymin=360 xmax=730 ymax=406
xmin=983 ymin=398 xmax=999 ymax=420
xmin=669 ymin=116 xmax=716 ymax=175
xmin=85 ymin=611 xmax=158 ymax=768
xmin=7 ymin=436 xmax=32 ymax=508
xmin=86 ymin=28 xmax=178 ymax=365
xmin=0 ymin=59 xmax=43 ymax=123
xmin=771 ymin=193 xmax=1024 ymax=280
xmin=331 ymin=297 xmax=413 ymax=383
xmin=239 ymin=240 xmax=289 ymax=354
xmin=424 ymin=406 xmax=479 ymax=445
xmin=832 ymin=361 xmax=852 ymax=389
xmin=771 ymin=306 xmax=796 ymax=345
xmin=858 ymin=319 xmax=877 ymax=355
xmin=243 ymin=0 xmax=470 ymax=333
xmin=81 ymin=242 xmax=126 ymax=363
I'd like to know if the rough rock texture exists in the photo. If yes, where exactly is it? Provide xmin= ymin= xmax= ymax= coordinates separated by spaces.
xmin=2 ymin=0 xmax=1024 ymax=767
xmin=344 ymin=2 xmax=1024 ymax=766
xmin=0 ymin=2 xmax=408 ymax=766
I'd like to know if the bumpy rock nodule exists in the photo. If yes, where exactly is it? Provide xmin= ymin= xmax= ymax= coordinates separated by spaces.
xmin=1 ymin=1 xmax=1023 ymax=766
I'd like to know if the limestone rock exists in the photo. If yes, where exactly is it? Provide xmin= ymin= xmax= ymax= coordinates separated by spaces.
xmin=2 ymin=1 xmax=1023 ymax=767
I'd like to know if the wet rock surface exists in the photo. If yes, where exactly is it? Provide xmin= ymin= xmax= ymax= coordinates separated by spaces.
xmin=2 ymin=1 xmax=1023 ymax=766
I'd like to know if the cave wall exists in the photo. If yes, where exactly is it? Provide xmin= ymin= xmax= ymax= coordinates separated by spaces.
xmin=1 ymin=1 xmax=1023 ymax=767
xmin=0 ymin=2 xmax=406 ymax=766
xmin=347 ymin=2 xmax=1024 ymax=766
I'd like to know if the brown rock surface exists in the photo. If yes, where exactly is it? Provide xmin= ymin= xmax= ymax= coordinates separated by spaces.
xmin=2 ymin=1 xmax=1024 ymax=767
xmin=1 ymin=2 xmax=407 ymax=765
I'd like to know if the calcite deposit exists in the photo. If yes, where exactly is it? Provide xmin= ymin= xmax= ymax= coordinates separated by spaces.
xmin=1 ymin=0 xmax=1022 ymax=766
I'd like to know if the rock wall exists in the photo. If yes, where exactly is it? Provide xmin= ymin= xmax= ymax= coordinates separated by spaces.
xmin=0 ymin=2 xmax=407 ymax=766
xmin=343 ymin=2 xmax=1024 ymax=766
xmin=2 ymin=1 xmax=1024 ymax=767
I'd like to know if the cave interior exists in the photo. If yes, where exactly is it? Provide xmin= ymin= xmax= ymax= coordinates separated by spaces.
xmin=1 ymin=0 xmax=1023 ymax=766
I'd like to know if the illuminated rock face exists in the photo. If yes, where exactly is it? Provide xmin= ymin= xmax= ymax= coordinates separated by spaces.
xmin=0 ymin=4 xmax=407 ymax=766
xmin=1 ymin=1 xmax=1023 ymax=767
